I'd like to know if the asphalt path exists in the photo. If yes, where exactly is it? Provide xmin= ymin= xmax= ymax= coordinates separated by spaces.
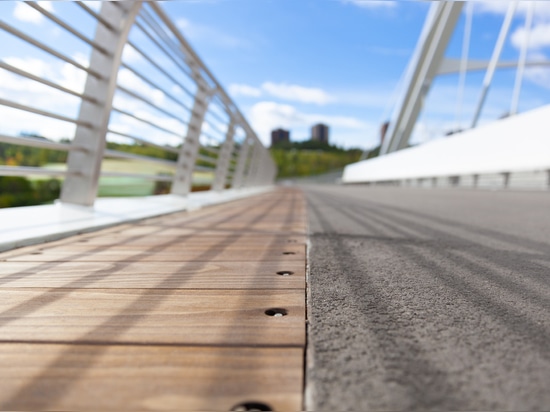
xmin=303 ymin=185 xmax=550 ymax=411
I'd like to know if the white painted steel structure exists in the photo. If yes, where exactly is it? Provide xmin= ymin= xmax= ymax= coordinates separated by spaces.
xmin=0 ymin=1 xmax=276 ymax=207
xmin=351 ymin=1 xmax=550 ymax=189
xmin=381 ymin=1 xmax=550 ymax=156
xmin=344 ymin=104 xmax=550 ymax=190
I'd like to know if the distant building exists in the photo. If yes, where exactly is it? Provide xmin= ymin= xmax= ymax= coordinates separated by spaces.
xmin=271 ymin=128 xmax=290 ymax=146
xmin=311 ymin=123 xmax=329 ymax=144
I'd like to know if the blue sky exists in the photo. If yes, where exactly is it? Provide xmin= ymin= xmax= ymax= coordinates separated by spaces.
xmin=1 ymin=1 xmax=550 ymax=150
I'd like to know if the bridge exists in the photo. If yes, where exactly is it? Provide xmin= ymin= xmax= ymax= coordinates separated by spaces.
xmin=0 ymin=1 xmax=549 ymax=410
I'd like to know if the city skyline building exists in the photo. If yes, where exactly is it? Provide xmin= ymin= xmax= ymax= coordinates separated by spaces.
xmin=271 ymin=128 xmax=290 ymax=146
xmin=311 ymin=123 xmax=329 ymax=144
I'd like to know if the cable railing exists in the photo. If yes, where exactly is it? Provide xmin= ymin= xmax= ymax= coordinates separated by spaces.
xmin=0 ymin=1 xmax=276 ymax=207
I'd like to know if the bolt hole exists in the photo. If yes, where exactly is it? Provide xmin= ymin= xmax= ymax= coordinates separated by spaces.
xmin=265 ymin=308 xmax=287 ymax=317
xmin=231 ymin=401 xmax=272 ymax=411
xmin=276 ymin=271 xmax=294 ymax=276
xmin=30 ymin=252 xmax=43 ymax=255
xmin=282 ymin=251 xmax=295 ymax=255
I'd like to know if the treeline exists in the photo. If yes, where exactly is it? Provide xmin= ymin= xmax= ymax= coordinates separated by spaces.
xmin=270 ymin=141 xmax=362 ymax=178
xmin=0 ymin=176 xmax=60 ymax=208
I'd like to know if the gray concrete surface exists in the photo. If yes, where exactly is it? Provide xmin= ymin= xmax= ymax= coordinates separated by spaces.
xmin=304 ymin=185 xmax=550 ymax=411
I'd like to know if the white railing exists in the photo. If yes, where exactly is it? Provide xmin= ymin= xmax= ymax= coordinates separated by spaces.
xmin=0 ymin=1 xmax=276 ymax=207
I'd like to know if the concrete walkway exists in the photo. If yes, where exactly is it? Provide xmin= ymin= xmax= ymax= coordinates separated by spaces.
xmin=304 ymin=185 xmax=550 ymax=411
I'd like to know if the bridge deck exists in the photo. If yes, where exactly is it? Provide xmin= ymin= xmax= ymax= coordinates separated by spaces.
xmin=0 ymin=188 xmax=306 ymax=411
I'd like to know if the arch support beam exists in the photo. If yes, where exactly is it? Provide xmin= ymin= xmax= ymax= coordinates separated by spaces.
xmin=381 ymin=1 xmax=463 ymax=156
xmin=61 ymin=2 xmax=142 ymax=206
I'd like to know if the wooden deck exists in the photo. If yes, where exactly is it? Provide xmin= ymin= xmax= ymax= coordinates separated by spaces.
xmin=0 ymin=188 xmax=307 ymax=411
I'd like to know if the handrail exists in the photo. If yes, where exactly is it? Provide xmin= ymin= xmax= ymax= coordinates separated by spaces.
xmin=0 ymin=1 xmax=276 ymax=209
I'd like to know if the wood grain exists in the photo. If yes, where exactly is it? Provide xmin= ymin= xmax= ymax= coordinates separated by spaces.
xmin=0 ymin=289 xmax=305 ymax=346
xmin=0 ymin=343 xmax=303 ymax=411
xmin=0 ymin=261 xmax=305 ymax=289
xmin=0 ymin=188 xmax=307 ymax=410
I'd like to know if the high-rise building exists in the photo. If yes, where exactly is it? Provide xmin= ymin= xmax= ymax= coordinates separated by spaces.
xmin=271 ymin=128 xmax=290 ymax=146
xmin=311 ymin=123 xmax=329 ymax=143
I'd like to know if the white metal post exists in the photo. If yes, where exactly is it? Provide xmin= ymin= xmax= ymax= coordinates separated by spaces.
xmin=511 ymin=1 xmax=534 ymax=116
xmin=244 ymin=142 xmax=261 ymax=187
xmin=381 ymin=2 xmax=463 ymax=155
xmin=232 ymin=137 xmax=251 ymax=189
xmin=61 ymin=2 xmax=142 ymax=206
xmin=455 ymin=1 xmax=473 ymax=130
xmin=171 ymin=83 xmax=211 ymax=196
xmin=471 ymin=2 xmax=518 ymax=128
xmin=212 ymin=119 xmax=236 ymax=192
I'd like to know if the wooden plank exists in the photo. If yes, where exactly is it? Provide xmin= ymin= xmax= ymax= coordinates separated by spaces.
xmin=0 ymin=188 xmax=308 ymax=409
xmin=0 ymin=289 xmax=305 ymax=346
xmin=0 ymin=343 xmax=303 ymax=411
xmin=4 ymin=246 xmax=306 ymax=262
xmin=26 ymin=243 xmax=307 ymax=253
xmin=51 ymin=234 xmax=307 ymax=246
xmin=0 ymin=261 xmax=305 ymax=289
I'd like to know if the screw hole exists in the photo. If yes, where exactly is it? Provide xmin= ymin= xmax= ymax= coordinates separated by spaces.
xmin=282 ymin=251 xmax=295 ymax=255
xmin=287 ymin=239 xmax=297 ymax=243
xmin=231 ymin=401 xmax=272 ymax=411
xmin=265 ymin=308 xmax=287 ymax=317
xmin=30 ymin=252 xmax=43 ymax=255
xmin=276 ymin=271 xmax=294 ymax=276
xmin=78 ymin=239 xmax=89 ymax=243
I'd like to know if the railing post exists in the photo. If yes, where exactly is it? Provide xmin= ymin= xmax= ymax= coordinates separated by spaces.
xmin=61 ymin=2 xmax=141 ymax=206
xmin=212 ymin=119 xmax=236 ymax=192
xmin=171 ymin=82 xmax=211 ymax=196
xmin=232 ymin=137 xmax=251 ymax=189
xmin=244 ymin=142 xmax=261 ymax=187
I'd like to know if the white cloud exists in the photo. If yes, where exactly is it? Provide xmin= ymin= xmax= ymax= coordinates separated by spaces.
xmin=229 ymin=84 xmax=262 ymax=98
xmin=475 ymin=2 xmax=550 ymax=20
xmin=176 ymin=18 xmax=250 ymax=49
xmin=342 ymin=0 xmax=397 ymax=9
xmin=13 ymin=2 xmax=54 ymax=24
xmin=511 ymin=23 xmax=550 ymax=50
xmin=261 ymin=82 xmax=333 ymax=105
xmin=248 ymin=101 xmax=372 ymax=147
xmin=229 ymin=82 xmax=334 ymax=105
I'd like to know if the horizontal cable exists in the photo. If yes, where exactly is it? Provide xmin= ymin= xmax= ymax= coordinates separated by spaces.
xmin=0 ymin=98 xmax=94 ymax=128
xmin=0 ymin=165 xmax=69 ymax=177
xmin=111 ymin=106 xmax=183 ymax=139
xmin=75 ymin=2 xmax=118 ymax=32
xmin=148 ymin=1 xmax=259 ymax=141
xmin=196 ymin=153 xmax=217 ymax=165
xmin=139 ymin=8 xmax=193 ymax=75
xmin=206 ymin=104 xmax=229 ymax=125
xmin=0 ymin=21 xmax=103 ymax=80
xmin=26 ymin=2 xmax=111 ymax=56
xmin=133 ymin=20 xmax=194 ymax=84
xmin=126 ymin=40 xmax=195 ymax=100
xmin=0 ymin=61 xmax=100 ymax=105
xmin=200 ymin=145 xmax=220 ymax=157
xmin=106 ymin=129 xmax=180 ymax=154
xmin=115 ymin=85 xmax=188 ymax=126
xmin=120 ymin=62 xmax=192 ymax=113
xmin=0 ymin=134 xmax=74 ymax=151
xmin=100 ymin=171 xmax=173 ymax=181
xmin=104 ymin=149 xmax=177 ymax=167
xmin=193 ymin=164 xmax=215 ymax=173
